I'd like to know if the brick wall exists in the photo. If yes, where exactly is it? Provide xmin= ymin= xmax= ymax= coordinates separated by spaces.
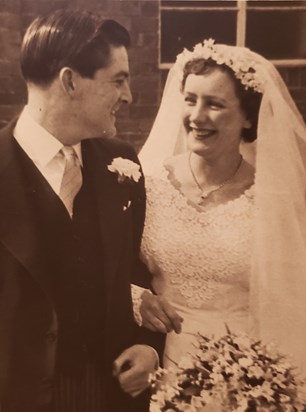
xmin=0 ymin=0 xmax=305 ymax=153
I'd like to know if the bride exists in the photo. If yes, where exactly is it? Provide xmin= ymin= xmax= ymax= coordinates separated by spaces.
xmin=132 ymin=40 xmax=306 ymax=372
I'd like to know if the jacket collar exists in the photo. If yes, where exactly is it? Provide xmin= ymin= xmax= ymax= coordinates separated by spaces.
xmin=0 ymin=122 xmax=128 ymax=299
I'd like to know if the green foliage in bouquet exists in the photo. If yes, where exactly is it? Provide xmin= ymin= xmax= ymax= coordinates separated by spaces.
xmin=150 ymin=329 xmax=306 ymax=412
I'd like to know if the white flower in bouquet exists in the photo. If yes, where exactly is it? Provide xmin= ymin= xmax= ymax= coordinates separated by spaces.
xmin=149 ymin=329 xmax=306 ymax=412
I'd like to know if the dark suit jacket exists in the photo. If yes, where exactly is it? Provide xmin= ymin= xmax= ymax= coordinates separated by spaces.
xmin=0 ymin=120 xmax=164 ymax=412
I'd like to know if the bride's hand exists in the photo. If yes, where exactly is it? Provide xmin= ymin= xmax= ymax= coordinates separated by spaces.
xmin=140 ymin=291 xmax=183 ymax=334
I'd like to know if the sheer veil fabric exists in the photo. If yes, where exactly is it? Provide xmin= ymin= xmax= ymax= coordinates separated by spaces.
xmin=139 ymin=45 xmax=306 ymax=373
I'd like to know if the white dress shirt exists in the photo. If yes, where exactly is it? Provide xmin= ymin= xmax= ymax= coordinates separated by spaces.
xmin=13 ymin=106 xmax=82 ymax=196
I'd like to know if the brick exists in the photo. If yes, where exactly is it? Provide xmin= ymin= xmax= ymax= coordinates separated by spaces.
xmin=116 ymin=131 xmax=146 ymax=152
xmin=131 ymin=32 xmax=158 ymax=48
xmin=0 ymin=60 xmax=22 ymax=76
xmin=130 ymin=15 xmax=158 ymax=34
xmin=0 ymin=104 xmax=23 ymax=122
xmin=294 ymin=100 xmax=306 ymax=117
xmin=128 ymin=105 xmax=158 ymax=119
xmin=0 ymin=0 xmax=21 ymax=13
xmin=115 ymin=117 xmax=135 ymax=130
xmin=130 ymin=60 xmax=159 ymax=76
xmin=137 ymin=91 xmax=160 ymax=105
xmin=0 ymin=28 xmax=22 ymax=45
xmin=277 ymin=67 xmax=289 ymax=84
xmin=0 ymin=91 xmax=26 ymax=105
xmin=0 ymin=37 xmax=21 ymax=60
xmin=110 ymin=1 xmax=140 ymax=16
xmin=20 ymin=0 xmax=69 ymax=14
xmin=140 ymin=0 xmax=158 ymax=17
xmin=131 ymin=74 xmax=159 ymax=92
xmin=0 ymin=44 xmax=20 ymax=61
xmin=290 ymin=88 xmax=306 ymax=102
xmin=286 ymin=68 xmax=301 ymax=88
xmin=117 ymin=112 xmax=155 ymax=134
xmin=0 ymin=13 xmax=21 ymax=30
xmin=0 ymin=76 xmax=27 ymax=93
xmin=137 ymin=115 xmax=156 ymax=132
xmin=300 ymin=68 xmax=306 ymax=87
xmin=74 ymin=0 xmax=101 ymax=11
xmin=133 ymin=46 xmax=158 ymax=63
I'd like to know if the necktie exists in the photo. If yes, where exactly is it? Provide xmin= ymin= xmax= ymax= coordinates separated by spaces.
xmin=59 ymin=146 xmax=83 ymax=218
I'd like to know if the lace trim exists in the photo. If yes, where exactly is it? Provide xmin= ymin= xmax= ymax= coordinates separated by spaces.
xmin=131 ymin=284 xmax=151 ymax=326
xmin=164 ymin=162 xmax=255 ymax=213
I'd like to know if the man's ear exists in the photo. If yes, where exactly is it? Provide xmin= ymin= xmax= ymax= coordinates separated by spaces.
xmin=59 ymin=67 xmax=77 ymax=96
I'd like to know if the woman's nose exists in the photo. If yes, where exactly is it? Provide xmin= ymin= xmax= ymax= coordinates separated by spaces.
xmin=189 ymin=103 xmax=207 ymax=123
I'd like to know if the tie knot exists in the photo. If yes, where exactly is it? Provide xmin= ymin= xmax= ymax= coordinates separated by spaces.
xmin=61 ymin=146 xmax=77 ymax=159
xmin=59 ymin=146 xmax=83 ymax=218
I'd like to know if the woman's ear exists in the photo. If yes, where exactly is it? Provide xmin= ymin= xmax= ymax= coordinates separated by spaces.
xmin=59 ymin=67 xmax=76 ymax=96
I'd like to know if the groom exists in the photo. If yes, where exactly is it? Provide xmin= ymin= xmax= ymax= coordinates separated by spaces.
xmin=0 ymin=9 xmax=163 ymax=412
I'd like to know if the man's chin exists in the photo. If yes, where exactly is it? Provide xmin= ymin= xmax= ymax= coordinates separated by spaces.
xmin=101 ymin=126 xmax=117 ymax=139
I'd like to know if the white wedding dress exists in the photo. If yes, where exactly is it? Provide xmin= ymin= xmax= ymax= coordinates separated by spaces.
xmin=140 ymin=166 xmax=254 ymax=367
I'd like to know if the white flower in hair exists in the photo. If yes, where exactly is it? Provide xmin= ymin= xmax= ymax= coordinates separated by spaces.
xmin=174 ymin=39 xmax=264 ymax=93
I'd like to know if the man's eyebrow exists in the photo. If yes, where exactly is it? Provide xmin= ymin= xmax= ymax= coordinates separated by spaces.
xmin=113 ymin=71 xmax=130 ymax=78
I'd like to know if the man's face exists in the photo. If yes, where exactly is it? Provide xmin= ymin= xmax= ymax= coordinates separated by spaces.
xmin=75 ymin=45 xmax=132 ymax=139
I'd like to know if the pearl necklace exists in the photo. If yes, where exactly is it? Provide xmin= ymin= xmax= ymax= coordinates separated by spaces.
xmin=188 ymin=152 xmax=243 ymax=203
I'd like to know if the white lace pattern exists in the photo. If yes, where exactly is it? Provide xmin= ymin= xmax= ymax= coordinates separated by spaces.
xmin=141 ymin=167 xmax=254 ymax=310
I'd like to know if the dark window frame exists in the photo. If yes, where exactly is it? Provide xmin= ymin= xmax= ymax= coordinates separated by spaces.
xmin=159 ymin=0 xmax=306 ymax=68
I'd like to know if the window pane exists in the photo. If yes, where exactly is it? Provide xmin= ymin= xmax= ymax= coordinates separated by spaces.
xmin=162 ymin=1 xmax=237 ymax=7
xmin=161 ymin=10 xmax=236 ymax=63
xmin=247 ymin=1 xmax=306 ymax=8
xmin=246 ymin=9 xmax=306 ymax=59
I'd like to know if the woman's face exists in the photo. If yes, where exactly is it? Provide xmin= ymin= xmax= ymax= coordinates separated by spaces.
xmin=182 ymin=67 xmax=250 ymax=159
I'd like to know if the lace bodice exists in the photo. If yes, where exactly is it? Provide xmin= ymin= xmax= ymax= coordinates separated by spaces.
xmin=141 ymin=166 xmax=254 ymax=310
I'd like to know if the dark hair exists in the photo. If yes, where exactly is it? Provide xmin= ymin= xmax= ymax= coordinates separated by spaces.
xmin=20 ymin=9 xmax=131 ymax=86
xmin=181 ymin=58 xmax=262 ymax=142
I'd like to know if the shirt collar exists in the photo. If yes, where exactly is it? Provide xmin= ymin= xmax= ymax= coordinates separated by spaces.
xmin=13 ymin=106 xmax=83 ymax=167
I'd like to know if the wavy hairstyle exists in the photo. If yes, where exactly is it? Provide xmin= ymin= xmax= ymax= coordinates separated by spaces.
xmin=20 ymin=9 xmax=130 ymax=86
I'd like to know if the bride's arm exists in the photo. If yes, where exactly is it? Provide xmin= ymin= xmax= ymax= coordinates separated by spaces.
xmin=131 ymin=284 xmax=183 ymax=334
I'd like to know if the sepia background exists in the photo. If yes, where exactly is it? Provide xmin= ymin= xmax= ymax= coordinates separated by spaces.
xmin=0 ymin=0 xmax=306 ymax=151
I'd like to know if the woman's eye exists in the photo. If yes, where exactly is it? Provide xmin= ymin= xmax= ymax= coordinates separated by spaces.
xmin=184 ymin=96 xmax=196 ymax=105
xmin=208 ymin=101 xmax=224 ymax=110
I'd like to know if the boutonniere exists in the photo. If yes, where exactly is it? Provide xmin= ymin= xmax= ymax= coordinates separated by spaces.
xmin=107 ymin=157 xmax=141 ymax=184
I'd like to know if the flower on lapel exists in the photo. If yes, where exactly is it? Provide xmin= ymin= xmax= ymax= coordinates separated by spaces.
xmin=107 ymin=157 xmax=141 ymax=184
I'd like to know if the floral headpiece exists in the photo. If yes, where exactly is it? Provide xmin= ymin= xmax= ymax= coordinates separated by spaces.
xmin=175 ymin=39 xmax=264 ymax=93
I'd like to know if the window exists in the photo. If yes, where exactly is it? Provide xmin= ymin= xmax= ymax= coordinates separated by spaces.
xmin=160 ymin=0 xmax=306 ymax=68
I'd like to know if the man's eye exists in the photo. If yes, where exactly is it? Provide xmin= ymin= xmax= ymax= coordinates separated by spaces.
xmin=115 ymin=79 xmax=125 ymax=86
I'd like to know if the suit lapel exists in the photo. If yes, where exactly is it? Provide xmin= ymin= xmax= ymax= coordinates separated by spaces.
xmin=0 ymin=122 xmax=72 ymax=296
xmin=81 ymin=139 xmax=128 ymax=302
xmin=0 ymin=125 xmax=130 ymax=301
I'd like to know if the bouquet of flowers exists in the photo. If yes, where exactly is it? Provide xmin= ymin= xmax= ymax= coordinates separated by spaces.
xmin=150 ymin=329 xmax=306 ymax=412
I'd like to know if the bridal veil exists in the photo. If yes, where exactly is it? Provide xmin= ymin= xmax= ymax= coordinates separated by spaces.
xmin=140 ymin=41 xmax=306 ymax=372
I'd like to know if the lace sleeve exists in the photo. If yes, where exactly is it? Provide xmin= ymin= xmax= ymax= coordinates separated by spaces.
xmin=131 ymin=284 xmax=152 ymax=326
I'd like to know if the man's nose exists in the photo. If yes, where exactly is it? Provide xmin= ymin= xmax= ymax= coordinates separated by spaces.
xmin=121 ymin=82 xmax=133 ymax=105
